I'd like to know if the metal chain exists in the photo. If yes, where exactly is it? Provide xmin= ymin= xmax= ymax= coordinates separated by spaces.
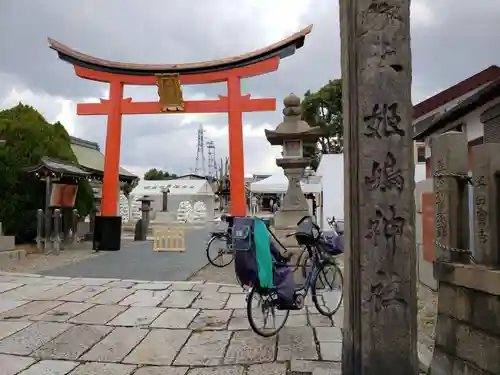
xmin=434 ymin=240 xmax=476 ymax=263
xmin=432 ymin=171 xmax=473 ymax=184
xmin=432 ymin=169 xmax=476 ymax=262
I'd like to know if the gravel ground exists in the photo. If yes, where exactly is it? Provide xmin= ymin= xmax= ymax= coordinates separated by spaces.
xmin=417 ymin=283 xmax=437 ymax=350
xmin=0 ymin=240 xmax=135 ymax=274
xmin=0 ymin=247 xmax=101 ymax=274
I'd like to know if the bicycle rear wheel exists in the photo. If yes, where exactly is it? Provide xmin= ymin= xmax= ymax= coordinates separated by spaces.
xmin=206 ymin=235 xmax=233 ymax=267
xmin=311 ymin=260 xmax=343 ymax=317
xmin=247 ymin=286 xmax=289 ymax=337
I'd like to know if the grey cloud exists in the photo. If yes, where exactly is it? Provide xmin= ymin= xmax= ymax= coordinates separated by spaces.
xmin=0 ymin=0 xmax=295 ymax=99
xmin=2 ymin=0 xmax=500 ymax=102
xmin=411 ymin=0 xmax=500 ymax=98
xmin=1 ymin=0 xmax=500 ymax=174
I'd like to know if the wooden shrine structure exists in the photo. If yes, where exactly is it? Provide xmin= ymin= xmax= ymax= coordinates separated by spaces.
xmin=48 ymin=25 xmax=312 ymax=249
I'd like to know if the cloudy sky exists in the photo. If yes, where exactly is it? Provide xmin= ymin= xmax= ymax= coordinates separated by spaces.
xmin=1 ymin=0 xmax=499 ymax=178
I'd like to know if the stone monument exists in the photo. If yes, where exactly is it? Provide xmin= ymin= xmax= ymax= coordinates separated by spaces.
xmin=154 ymin=187 xmax=176 ymax=223
xmin=265 ymin=93 xmax=322 ymax=252
xmin=339 ymin=0 xmax=417 ymax=374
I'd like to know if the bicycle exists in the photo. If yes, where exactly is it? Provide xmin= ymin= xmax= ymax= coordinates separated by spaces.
xmin=299 ymin=216 xmax=344 ymax=280
xmin=206 ymin=215 xmax=234 ymax=267
xmin=266 ymin=226 xmax=308 ymax=274
xmin=246 ymin=216 xmax=344 ymax=337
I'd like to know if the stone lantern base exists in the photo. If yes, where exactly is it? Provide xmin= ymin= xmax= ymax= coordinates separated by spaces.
xmin=273 ymin=164 xmax=310 ymax=254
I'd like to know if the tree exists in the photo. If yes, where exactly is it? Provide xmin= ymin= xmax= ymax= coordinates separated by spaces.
xmin=0 ymin=103 xmax=94 ymax=242
xmin=143 ymin=168 xmax=177 ymax=180
xmin=215 ymin=157 xmax=230 ymax=194
xmin=215 ymin=157 xmax=230 ymax=211
xmin=121 ymin=179 xmax=138 ymax=198
xmin=301 ymin=79 xmax=343 ymax=169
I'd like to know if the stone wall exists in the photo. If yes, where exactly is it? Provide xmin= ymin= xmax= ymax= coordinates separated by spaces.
xmin=432 ymin=263 xmax=500 ymax=374
xmin=429 ymin=131 xmax=500 ymax=374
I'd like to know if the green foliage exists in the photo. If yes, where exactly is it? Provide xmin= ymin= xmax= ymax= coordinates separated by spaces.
xmin=301 ymin=79 xmax=343 ymax=169
xmin=121 ymin=179 xmax=139 ymax=198
xmin=143 ymin=168 xmax=177 ymax=180
xmin=0 ymin=103 xmax=94 ymax=242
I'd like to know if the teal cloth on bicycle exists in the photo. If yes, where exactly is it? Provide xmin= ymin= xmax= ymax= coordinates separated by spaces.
xmin=253 ymin=219 xmax=274 ymax=288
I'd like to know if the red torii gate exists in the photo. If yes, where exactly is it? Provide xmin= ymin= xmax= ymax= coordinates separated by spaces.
xmin=48 ymin=25 xmax=312 ymax=247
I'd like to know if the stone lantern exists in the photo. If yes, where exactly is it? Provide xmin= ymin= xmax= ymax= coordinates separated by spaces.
xmin=134 ymin=196 xmax=154 ymax=241
xmin=265 ymin=93 xmax=323 ymax=249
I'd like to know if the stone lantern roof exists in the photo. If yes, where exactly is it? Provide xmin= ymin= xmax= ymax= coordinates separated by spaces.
xmin=265 ymin=93 xmax=323 ymax=145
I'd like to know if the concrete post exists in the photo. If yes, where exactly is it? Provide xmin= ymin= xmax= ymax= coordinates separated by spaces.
xmin=162 ymin=189 xmax=169 ymax=212
xmin=471 ymin=143 xmax=500 ymax=266
xmin=431 ymin=132 xmax=470 ymax=263
xmin=36 ymin=209 xmax=44 ymax=252
xmin=339 ymin=0 xmax=417 ymax=373
xmin=44 ymin=176 xmax=52 ymax=254
xmin=71 ymin=209 xmax=78 ymax=245
xmin=53 ymin=209 xmax=62 ymax=255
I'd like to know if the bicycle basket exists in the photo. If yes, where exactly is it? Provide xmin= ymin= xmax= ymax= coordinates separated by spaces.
xmin=294 ymin=216 xmax=320 ymax=246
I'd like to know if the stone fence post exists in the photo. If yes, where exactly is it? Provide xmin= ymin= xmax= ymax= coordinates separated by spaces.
xmin=430 ymin=132 xmax=470 ymax=263
xmin=471 ymin=143 xmax=500 ymax=266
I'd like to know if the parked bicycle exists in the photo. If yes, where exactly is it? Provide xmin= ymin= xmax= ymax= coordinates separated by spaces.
xmin=207 ymin=215 xmax=308 ymax=271
xmin=298 ymin=216 xmax=344 ymax=279
xmin=234 ymin=216 xmax=344 ymax=337
xmin=206 ymin=215 xmax=235 ymax=267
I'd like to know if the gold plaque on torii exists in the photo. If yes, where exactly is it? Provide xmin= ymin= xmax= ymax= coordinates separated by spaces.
xmin=156 ymin=74 xmax=185 ymax=112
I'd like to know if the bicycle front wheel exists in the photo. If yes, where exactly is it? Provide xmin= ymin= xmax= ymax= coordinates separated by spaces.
xmin=311 ymin=260 xmax=343 ymax=317
xmin=206 ymin=235 xmax=233 ymax=267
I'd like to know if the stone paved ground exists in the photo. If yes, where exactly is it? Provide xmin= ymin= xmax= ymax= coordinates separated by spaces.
xmin=0 ymin=272 xmax=342 ymax=375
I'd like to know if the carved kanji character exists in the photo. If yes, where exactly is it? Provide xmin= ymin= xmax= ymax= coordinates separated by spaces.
xmin=365 ymin=152 xmax=404 ymax=191
xmin=363 ymin=103 xmax=405 ymax=138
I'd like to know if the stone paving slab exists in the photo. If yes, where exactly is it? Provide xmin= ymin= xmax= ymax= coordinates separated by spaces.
xmin=0 ymin=272 xmax=341 ymax=374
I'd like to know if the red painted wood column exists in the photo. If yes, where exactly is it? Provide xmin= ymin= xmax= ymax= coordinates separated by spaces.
xmin=227 ymin=76 xmax=246 ymax=216
xmin=101 ymin=80 xmax=124 ymax=216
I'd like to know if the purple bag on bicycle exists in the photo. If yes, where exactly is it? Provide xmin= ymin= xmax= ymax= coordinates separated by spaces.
xmin=270 ymin=242 xmax=295 ymax=308
xmin=320 ymin=230 xmax=344 ymax=256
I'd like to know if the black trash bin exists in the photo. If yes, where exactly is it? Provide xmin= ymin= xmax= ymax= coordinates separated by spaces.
xmin=93 ymin=216 xmax=122 ymax=251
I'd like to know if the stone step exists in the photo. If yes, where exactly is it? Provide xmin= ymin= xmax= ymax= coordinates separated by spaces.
xmin=0 ymin=249 xmax=26 ymax=262
xmin=0 ymin=235 xmax=15 ymax=252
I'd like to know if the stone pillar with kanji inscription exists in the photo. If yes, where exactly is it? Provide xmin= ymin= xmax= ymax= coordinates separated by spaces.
xmin=471 ymin=143 xmax=500 ymax=266
xmin=431 ymin=132 xmax=469 ymax=263
xmin=339 ymin=0 xmax=418 ymax=374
